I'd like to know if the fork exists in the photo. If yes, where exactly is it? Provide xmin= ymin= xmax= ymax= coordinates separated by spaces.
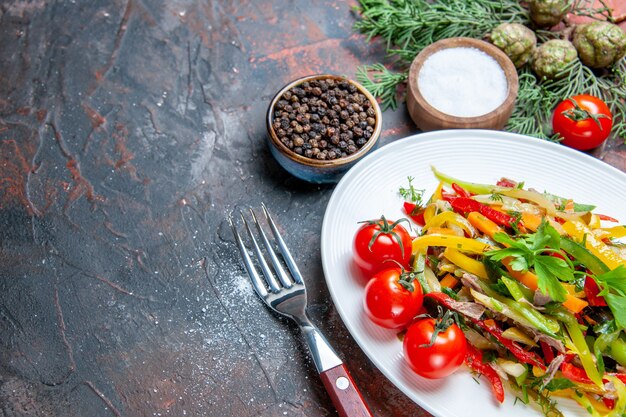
xmin=229 ymin=204 xmax=373 ymax=417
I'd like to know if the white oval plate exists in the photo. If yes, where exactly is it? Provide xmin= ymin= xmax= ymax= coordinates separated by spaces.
xmin=321 ymin=130 xmax=626 ymax=417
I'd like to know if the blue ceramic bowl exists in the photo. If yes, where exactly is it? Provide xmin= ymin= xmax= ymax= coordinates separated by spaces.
xmin=266 ymin=74 xmax=381 ymax=184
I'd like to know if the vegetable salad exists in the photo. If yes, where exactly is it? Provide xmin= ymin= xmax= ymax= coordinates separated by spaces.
xmin=355 ymin=167 xmax=626 ymax=416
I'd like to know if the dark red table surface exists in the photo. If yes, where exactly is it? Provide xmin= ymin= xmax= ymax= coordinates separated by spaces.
xmin=1 ymin=2 xmax=625 ymax=417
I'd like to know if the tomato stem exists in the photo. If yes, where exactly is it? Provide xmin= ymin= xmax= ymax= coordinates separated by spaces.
xmin=360 ymin=215 xmax=411 ymax=257
xmin=419 ymin=307 xmax=456 ymax=348
xmin=563 ymin=98 xmax=610 ymax=131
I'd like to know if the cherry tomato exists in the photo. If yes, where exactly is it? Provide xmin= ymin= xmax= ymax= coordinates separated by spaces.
xmin=403 ymin=316 xmax=467 ymax=379
xmin=363 ymin=267 xmax=423 ymax=330
xmin=552 ymin=94 xmax=613 ymax=151
xmin=353 ymin=217 xmax=412 ymax=281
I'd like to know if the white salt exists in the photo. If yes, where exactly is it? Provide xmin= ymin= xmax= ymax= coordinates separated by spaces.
xmin=417 ymin=47 xmax=508 ymax=118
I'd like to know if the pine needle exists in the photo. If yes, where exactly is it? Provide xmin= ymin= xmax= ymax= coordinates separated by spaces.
xmin=356 ymin=64 xmax=408 ymax=111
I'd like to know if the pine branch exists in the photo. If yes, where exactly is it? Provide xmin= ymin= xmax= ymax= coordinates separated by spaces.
xmin=356 ymin=64 xmax=408 ymax=111
xmin=353 ymin=0 xmax=626 ymax=142
xmin=354 ymin=0 xmax=530 ymax=63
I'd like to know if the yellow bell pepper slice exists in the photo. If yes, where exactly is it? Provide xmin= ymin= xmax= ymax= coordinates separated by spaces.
xmin=412 ymin=234 xmax=490 ymax=255
xmin=585 ymin=213 xmax=601 ymax=229
xmin=422 ymin=211 xmax=475 ymax=237
xmin=429 ymin=181 xmax=444 ymax=203
xmin=421 ymin=183 xmax=445 ymax=224
xmin=562 ymin=220 xmax=626 ymax=270
xmin=426 ymin=227 xmax=462 ymax=236
xmin=443 ymin=248 xmax=488 ymax=279
xmin=600 ymin=225 xmax=626 ymax=239
xmin=422 ymin=203 xmax=437 ymax=224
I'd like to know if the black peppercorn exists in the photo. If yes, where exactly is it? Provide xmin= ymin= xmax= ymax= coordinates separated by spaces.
xmin=272 ymin=77 xmax=377 ymax=161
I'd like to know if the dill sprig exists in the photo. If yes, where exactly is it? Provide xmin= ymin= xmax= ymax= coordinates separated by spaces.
xmin=353 ymin=0 xmax=626 ymax=142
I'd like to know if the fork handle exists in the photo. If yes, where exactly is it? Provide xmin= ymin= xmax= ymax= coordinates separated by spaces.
xmin=319 ymin=363 xmax=374 ymax=417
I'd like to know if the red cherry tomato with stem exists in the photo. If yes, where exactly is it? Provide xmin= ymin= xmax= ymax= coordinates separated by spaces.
xmin=353 ymin=216 xmax=412 ymax=282
xmin=403 ymin=310 xmax=467 ymax=379
xmin=363 ymin=267 xmax=424 ymax=330
xmin=552 ymin=94 xmax=613 ymax=151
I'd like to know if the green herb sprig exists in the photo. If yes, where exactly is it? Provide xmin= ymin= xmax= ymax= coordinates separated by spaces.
xmin=399 ymin=176 xmax=425 ymax=205
xmin=594 ymin=265 xmax=626 ymax=329
xmin=486 ymin=221 xmax=574 ymax=302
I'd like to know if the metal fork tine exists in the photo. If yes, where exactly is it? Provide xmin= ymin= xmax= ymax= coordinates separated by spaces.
xmin=249 ymin=208 xmax=294 ymax=288
xmin=261 ymin=203 xmax=304 ymax=284
xmin=239 ymin=211 xmax=282 ymax=293
xmin=227 ymin=215 xmax=269 ymax=298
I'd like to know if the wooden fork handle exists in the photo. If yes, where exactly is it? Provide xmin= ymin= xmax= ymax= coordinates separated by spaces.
xmin=319 ymin=363 xmax=374 ymax=417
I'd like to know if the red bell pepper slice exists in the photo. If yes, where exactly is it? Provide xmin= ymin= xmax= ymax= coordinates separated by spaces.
xmin=561 ymin=362 xmax=591 ymax=384
xmin=451 ymin=183 xmax=472 ymax=198
xmin=441 ymin=190 xmax=457 ymax=201
xmin=444 ymin=196 xmax=519 ymax=228
xmin=603 ymin=397 xmax=616 ymax=410
xmin=540 ymin=341 xmax=555 ymax=364
xmin=403 ymin=202 xmax=425 ymax=226
xmin=445 ymin=195 xmax=482 ymax=212
xmin=425 ymin=292 xmax=546 ymax=369
xmin=584 ymin=276 xmax=607 ymax=307
xmin=471 ymin=316 xmax=546 ymax=370
xmin=597 ymin=213 xmax=619 ymax=222
xmin=465 ymin=344 xmax=505 ymax=403
xmin=561 ymin=362 xmax=626 ymax=385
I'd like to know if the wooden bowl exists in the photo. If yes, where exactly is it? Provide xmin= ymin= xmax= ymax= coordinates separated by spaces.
xmin=406 ymin=37 xmax=518 ymax=131
xmin=266 ymin=74 xmax=382 ymax=184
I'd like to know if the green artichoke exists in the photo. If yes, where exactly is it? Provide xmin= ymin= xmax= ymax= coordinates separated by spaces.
xmin=572 ymin=21 xmax=626 ymax=68
xmin=531 ymin=39 xmax=578 ymax=80
xmin=528 ymin=0 xmax=570 ymax=28
xmin=491 ymin=23 xmax=537 ymax=68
